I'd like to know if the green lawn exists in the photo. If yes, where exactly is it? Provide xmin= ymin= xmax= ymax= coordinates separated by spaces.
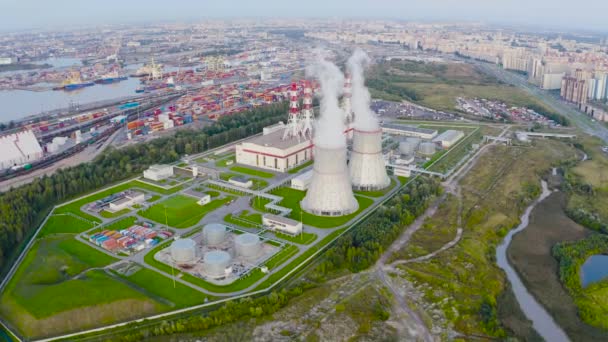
xmin=139 ymin=195 xmax=233 ymax=228
xmin=252 ymin=187 xmax=375 ymax=228
xmin=224 ymin=210 xmax=263 ymax=228
xmin=146 ymin=195 xmax=161 ymax=203
xmin=37 ymin=214 xmax=94 ymax=238
xmin=123 ymin=268 xmax=206 ymax=308
xmin=274 ymin=232 xmax=317 ymax=245
xmin=264 ymin=244 xmax=299 ymax=269
xmin=207 ymin=190 xmax=220 ymax=198
xmin=99 ymin=208 xmax=130 ymax=218
xmin=0 ymin=235 xmax=120 ymax=320
xmin=354 ymin=178 xmax=397 ymax=198
xmin=101 ymin=216 xmax=138 ymax=232
xmin=54 ymin=180 xmax=180 ymax=223
xmin=215 ymin=155 xmax=236 ymax=167
xmin=288 ymin=160 xmax=313 ymax=174
xmin=230 ymin=165 xmax=275 ymax=178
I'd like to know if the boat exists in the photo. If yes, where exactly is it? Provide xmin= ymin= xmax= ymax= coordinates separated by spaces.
xmin=54 ymin=71 xmax=95 ymax=91
xmin=130 ymin=58 xmax=163 ymax=79
xmin=95 ymin=71 xmax=128 ymax=84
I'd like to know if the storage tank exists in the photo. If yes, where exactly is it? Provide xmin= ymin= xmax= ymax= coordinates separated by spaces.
xmin=399 ymin=137 xmax=420 ymax=155
xmin=170 ymin=238 xmax=196 ymax=265
xmin=418 ymin=142 xmax=436 ymax=155
xmin=234 ymin=233 xmax=261 ymax=259
xmin=349 ymin=129 xmax=390 ymax=191
xmin=203 ymin=250 xmax=232 ymax=278
xmin=204 ymin=223 xmax=226 ymax=245
xmin=301 ymin=145 xmax=359 ymax=216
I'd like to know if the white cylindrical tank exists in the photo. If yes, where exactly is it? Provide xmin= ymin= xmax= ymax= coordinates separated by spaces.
xmin=301 ymin=145 xmax=359 ymax=216
xmin=419 ymin=142 xmax=436 ymax=155
xmin=203 ymin=250 xmax=232 ymax=278
xmin=170 ymin=238 xmax=196 ymax=264
xmin=204 ymin=223 xmax=226 ymax=245
xmin=398 ymin=141 xmax=415 ymax=155
xmin=349 ymin=129 xmax=390 ymax=191
xmin=234 ymin=233 xmax=261 ymax=259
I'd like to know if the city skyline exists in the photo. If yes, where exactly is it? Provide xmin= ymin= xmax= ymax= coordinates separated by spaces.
xmin=2 ymin=0 xmax=608 ymax=33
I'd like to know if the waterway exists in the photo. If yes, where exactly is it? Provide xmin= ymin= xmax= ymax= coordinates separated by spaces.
xmin=581 ymin=254 xmax=608 ymax=288
xmin=0 ymin=77 xmax=141 ymax=122
xmin=496 ymin=180 xmax=570 ymax=342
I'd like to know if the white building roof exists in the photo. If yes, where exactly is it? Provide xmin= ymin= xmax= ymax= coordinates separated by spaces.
xmin=0 ymin=130 xmax=43 ymax=169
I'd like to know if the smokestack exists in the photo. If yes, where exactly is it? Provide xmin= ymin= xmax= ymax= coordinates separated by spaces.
xmin=347 ymin=49 xmax=390 ymax=191
xmin=300 ymin=56 xmax=358 ymax=217
xmin=299 ymin=80 xmax=314 ymax=139
xmin=283 ymin=82 xmax=301 ymax=140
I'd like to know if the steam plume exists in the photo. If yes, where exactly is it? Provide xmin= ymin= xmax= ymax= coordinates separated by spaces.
xmin=306 ymin=55 xmax=346 ymax=149
xmin=347 ymin=49 xmax=379 ymax=130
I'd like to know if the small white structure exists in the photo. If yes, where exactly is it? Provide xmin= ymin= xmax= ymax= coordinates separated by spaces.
xmin=291 ymin=169 xmax=313 ymax=191
xmin=262 ymin=213 xmax=303 ymax=235
xmin=393 ymin=166 xmax=412 ymax=178
xmin=203 ymin=251 xmax=232 ymax=278
xmin=107 ymin=190 xmax=145 ymax=212
xmin=197 ymin=193 xmax=211 ymax=206
xmin=203 ymin=223 xmax=227 ymax=245
xmin=170 ymin=238 xmax=197 ymax=265
xmin=234 ymin=233 xmax=261 ymax=259
xmin=381 ymin=124 xmax=438 ymax=139
xmin=143 ymin=164 xmax=174 ymax=181
xmin=432 ymin=130 xmax=464 ymax=148
xmin=0 ymin=130 xmax=43 ymax=170
xmin=228 ymin=176 xmax=253 ymax=188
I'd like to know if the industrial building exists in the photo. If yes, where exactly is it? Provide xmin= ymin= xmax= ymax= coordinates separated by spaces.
xmin=290 ymin=169 xmax=313 ymax=191
xmin=107 ymin=190 xmax=145 ymax=212
xmin=301 ymin=145 xmax=359 ymax=217
xmin=0 ymin=130 xmax=43 ymax=170
xmin=262 ymin=213 xmax=303 ymax=235
xmin=143 ymin=164 xmax=174 ymax=181
xmin=349 ymin=128 xmax=390 ymax=191
xmin=235 ymin=128 xmax=313 ymax=173
xmin=381 ymin=124 xmax=438 ymax=139
xmin=228 ymin=176 xmax=253 ymax=188
xmin=432 ymin=130 xmax=465 ymax=148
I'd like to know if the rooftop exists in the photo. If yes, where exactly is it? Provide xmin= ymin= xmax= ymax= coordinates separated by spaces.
xmin=244 ymin=128 xmax=311 ymax=150
xmin=263 ymin=213 xmax=301 ymax=226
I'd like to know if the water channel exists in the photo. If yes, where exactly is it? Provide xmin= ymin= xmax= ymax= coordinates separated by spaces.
xmin=496 ymin=180 xmax=570 ymax=342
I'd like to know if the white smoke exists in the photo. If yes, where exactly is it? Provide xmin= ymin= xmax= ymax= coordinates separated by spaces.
xmin=348 ymin=49 xmax=380 ymax=131
xmin=306 ymin=55 xmax=346 ymax=149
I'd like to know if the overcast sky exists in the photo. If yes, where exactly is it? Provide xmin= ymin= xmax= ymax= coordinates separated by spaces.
xmin=2 ymin=0 xmax=607 ymax=33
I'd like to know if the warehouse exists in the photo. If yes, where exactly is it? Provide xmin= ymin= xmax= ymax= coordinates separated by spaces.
xmin=432 ymin=130 xmax=465 ymax=148
xmin=143 ymin=164 xmax=174 ymax=181
xmin=107 ymin=190 xmax=145 ymax=212
xmin=235 ymin=129 xmax=313 ymax=173
xmin=262 ymin=213 xmax=303 ymax=235
xmin=290 ymin=169 xmax=313 ymax=191
xmin=0 ymin=130 xmax=43 ymax=170
xmin=381 ymin=124 xmax=438 ymax=140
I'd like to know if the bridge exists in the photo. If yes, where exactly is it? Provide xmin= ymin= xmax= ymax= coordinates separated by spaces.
xmin=483 ymin=135 xmax=512 ymax=145
xmin=515 ymin=131 xmax=576 ymax=139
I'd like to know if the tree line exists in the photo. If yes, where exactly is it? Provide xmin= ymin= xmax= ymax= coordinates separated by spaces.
xmin=0 ymin=102 xmax=288 ymax=276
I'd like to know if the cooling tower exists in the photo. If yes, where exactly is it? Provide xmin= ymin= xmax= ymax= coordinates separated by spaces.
xmin=301 ymin=145 xmax=359 ymax=216
xmin=349 ymin=129 xmax=390 ymax=191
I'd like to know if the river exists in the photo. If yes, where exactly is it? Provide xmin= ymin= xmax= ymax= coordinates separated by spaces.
xmin=496 ymin=180 xmax=570 ymax=342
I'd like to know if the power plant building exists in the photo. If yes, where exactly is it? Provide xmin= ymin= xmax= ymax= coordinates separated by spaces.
xmin=349 ymin=128 xmax=390 ymax=191
xmin=301 ymin=145 xmax=359 ymax=217
xmin=262 ymin=213 xmax=303 ymax=235
xmin=0 ymin=130 xmax=43 ymax=170
xmin=432 ymin=130 xmax=465 ymax=148
xmin=381 ymin=124 xmax=438 ymax=140
xmin=235 ymin=129 xmax=313 ymax=173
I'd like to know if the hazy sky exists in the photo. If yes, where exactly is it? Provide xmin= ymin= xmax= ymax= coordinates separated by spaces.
xmin=2 ymin=0 xmax=607 ymax=32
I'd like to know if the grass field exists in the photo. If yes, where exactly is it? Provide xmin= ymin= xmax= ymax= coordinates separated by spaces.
xmin=224 ymin=210 xmax=263 ymax=228
xmin=54 ymin=180 xmax=180 ymax=223
xmin=274 ymin=232 xmax=317 ymax=245
xmin=215 ymin=154 xmax=236 ymax=167
xmin=395 ymin=140 xmax=579 ymax=338
xmin=99 ymin=208 xmax=130 ymax=218
xmin=230 ymin=165 xmax=275 ymax=178
xmin=264 ymin=245 xmax=299 ymax=269
xmin=123 ymin=268 xmax=206 ymax=308
xmin=139 ymin=195 xmax=234 ymax=228
xmin=288 ymin=160 xmax=313 ymax=174
xmin=253 ymin=187 xmax=374 ymax=228
xmin=37 ymin=214 xmax=94 ymax=238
